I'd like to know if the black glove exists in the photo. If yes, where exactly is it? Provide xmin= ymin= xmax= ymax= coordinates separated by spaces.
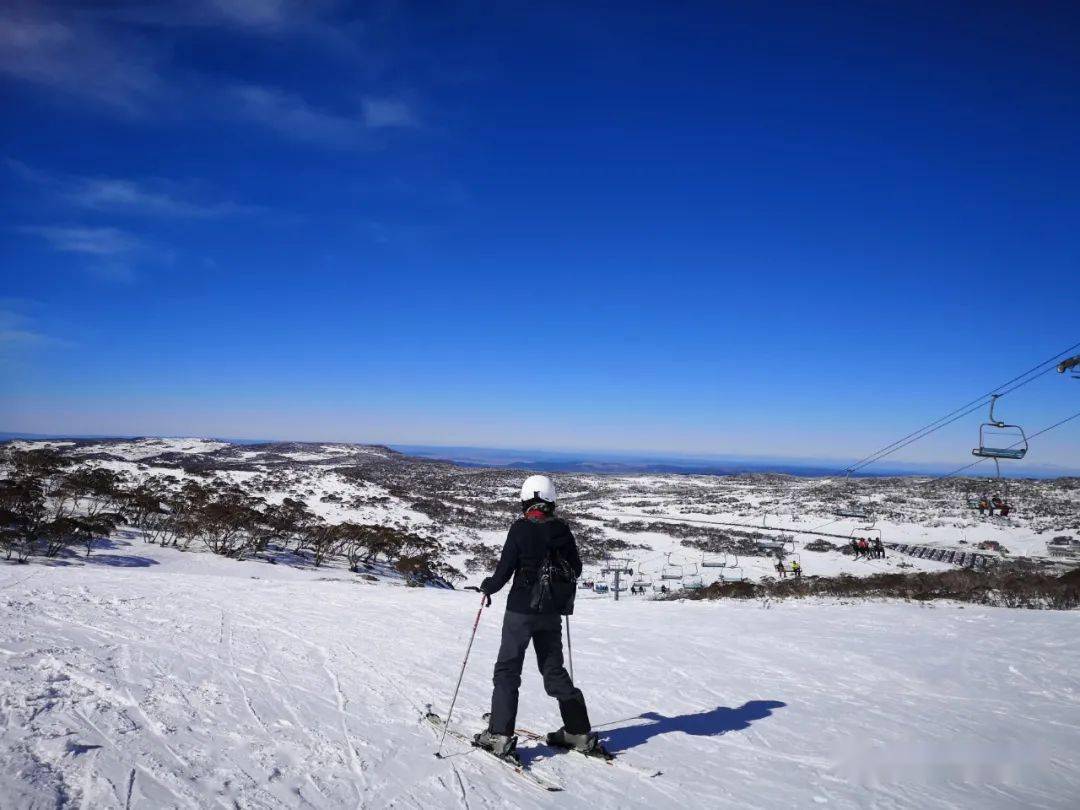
xmin=481 ymin=592 xmax=492 ymax=608
xmin=480 ymin=577 xmax=494 ymax=595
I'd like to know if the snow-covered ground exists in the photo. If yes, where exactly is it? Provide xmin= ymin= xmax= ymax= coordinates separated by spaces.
xmin=2 ymin=538 xmax=1078 ymax=809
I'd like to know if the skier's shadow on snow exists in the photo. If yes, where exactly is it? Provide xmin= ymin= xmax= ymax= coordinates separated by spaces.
xmin=600 ymin=700 xmax=787 ymax=753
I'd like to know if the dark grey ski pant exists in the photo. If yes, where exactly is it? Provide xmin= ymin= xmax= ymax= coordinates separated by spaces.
xmin=487 ymin=610 xmax=590 ymax=737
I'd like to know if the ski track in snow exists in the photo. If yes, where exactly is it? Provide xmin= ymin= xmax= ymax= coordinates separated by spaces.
xmin=1 ymin=538 xmax=1079 ymax=808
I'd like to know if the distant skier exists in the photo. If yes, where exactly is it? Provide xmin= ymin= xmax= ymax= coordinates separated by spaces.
xmin=858 ymin=538 xmax=869 ymax=558
xmin=873 ymin=538 xmax=885 ymax=559
xmin=775 ymin=559 xmax=787 ymax=578
xmin=850 ymin=538 xmax=861 ymax=558
xmin=474 ymin=475 xmax=601 ymax=760
xmin=791 ymin=560 xmax=802 ymax=578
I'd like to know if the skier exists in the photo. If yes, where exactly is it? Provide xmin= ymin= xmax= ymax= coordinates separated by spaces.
xmin=775 ymin=559 xmax=787 ymax=578
xmin=873 ymin=537 xmax=885 ymax=559
xmin=474 ymin=475 xmax=601 ymax=761
xmin=791 ymin=560 xmax=802 ymax=578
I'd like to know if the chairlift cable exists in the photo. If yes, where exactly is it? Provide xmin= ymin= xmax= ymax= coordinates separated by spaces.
xmin=845 ymin=365 xmax=1059 ymax=474
xmin=929 ymin=408 xmax=1080 ymax=483
xmin=842 ymin=340 xmax=1080 ymax=475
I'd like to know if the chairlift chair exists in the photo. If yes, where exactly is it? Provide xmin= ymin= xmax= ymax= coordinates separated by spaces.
xmin=722 ymin=561 xmax=746 ymax=582
xmin=971 ymin=395 xmax=1028 ymax=460
xmin=702 ymin=552 xmax=738 ymax=569
xmin=660 ymin=552 xmax=685 ymax=580
xmin=633 ymin=569 xmax=653 ymax=586
xmin=682 ymin=574 xmax=704 ymax=590
xmin=848 ymin=526 xmax=882 ymax=544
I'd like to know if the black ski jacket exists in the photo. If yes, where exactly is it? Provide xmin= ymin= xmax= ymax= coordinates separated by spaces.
xmin=481 ymin=514 xmax=583 ymax=614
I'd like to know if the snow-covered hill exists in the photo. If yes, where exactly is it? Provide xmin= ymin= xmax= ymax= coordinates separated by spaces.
xmin=5 ymin=437 xmax=1077 ymax=589
xmin=2 ymin=536 xmax=1078 ymax=808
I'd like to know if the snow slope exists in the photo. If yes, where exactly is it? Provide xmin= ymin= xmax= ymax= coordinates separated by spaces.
xmin=2 ymin=538 xmax=1078 ymax=809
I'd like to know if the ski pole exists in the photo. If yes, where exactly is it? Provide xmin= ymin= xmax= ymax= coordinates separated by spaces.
xmin=435 ymin=593 xmax=488 ymax=758
xmin=565 ymin=615 xmax=574 ymax=682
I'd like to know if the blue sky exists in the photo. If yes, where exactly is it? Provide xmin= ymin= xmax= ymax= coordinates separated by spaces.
xmin=2 ymin=1 xmax=1079 ymax=471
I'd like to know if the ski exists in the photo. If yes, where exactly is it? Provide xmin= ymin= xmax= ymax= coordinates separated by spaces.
xmin=481 ymin=711 xmax=660 ymax=777
xmin=514 ymin=726 xmax=663 ymax=778
xmin=424 ymin=711 xmax=563 ymax=792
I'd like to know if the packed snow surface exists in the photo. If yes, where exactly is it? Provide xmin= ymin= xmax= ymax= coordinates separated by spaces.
xmin=2 ymin=539 xmax=1078 ymax=809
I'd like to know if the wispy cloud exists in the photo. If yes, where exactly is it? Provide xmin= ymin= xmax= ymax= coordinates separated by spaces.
xmin=0 ymin=308 xmax=70 ymax=357
xmin=98 ymin=1 xmax=344 ymax=35
xmin=228 ymin=83 xmax=367 ymax=145
xmin=226 ymin=84 xmax=422 ymax=144
xmin=18 ymin=225 xmax=144 ymax=257
xmin=362 ymin=97 xmax=420 ymax=129
xmin=0 ymin=5 xmax=162 ymax=114
xmin=0 ymin=3 xmax=421 ymax=146
xmin=8 ymin=160 xmax=261 ymax=219
xmin=17 ymin=225 xmax=147 ymax=282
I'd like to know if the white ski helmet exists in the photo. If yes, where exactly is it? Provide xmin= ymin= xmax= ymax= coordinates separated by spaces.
xmin=520 ymin=475 xmax=556 ymax=510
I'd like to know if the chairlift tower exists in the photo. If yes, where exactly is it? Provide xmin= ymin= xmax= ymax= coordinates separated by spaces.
xmin=600 ymin=556 xmax=633 ymax=602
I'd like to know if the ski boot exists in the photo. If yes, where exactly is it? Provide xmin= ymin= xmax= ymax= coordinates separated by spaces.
xmin=473 ymin=730 xmax=521 ymax=763
xmin=546 ymin=727 xmax=613 ymax=760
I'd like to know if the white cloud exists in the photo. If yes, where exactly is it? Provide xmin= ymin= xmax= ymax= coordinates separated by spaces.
xmin=0 ymin=5 xmax=161 ymax=114
xmin=19 ymin=225 xmax=143 ymax=257
xmin=0 ymin=308 xmax=70 ymax=356
xmin=228 ymin=83 xmax=366 ymax=145
xmin=99 ymin=1 xmax=343 ymax=34
xmin=0 ymin=3 xmax=420 ymax=146
xmin=8 ymin=160 xmax=260 ymax=219
xmin=362 ymin=98 xmax=420 ymax=129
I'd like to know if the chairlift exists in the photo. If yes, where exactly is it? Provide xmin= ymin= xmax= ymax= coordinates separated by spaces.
xmin=701 ymin=552 xmax=738 ymax=569
xmin=761 ymin=509 xmax=776 ymax=530
xmin=972 ymin=461 xmax=1014 ymax=516
xmin=593 ymin=582 xmax=609 ymax=594
xmin=834 ymin=470 xmax=875 ymax=521
xmin=660 ymin=552 xmax=684 ymax=580
xmin=848 ymin=526 xmax=882 ymax=543
xmin=682 ymin=574 xmax=704 ymax=590
xmin=971 ymin=395 xmax=1028 ymax=460
xmin=721 ymin=560 xmax=746 ymax=581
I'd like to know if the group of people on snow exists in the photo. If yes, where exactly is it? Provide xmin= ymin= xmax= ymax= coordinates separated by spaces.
xmin=850 ymin=536 xmax=885 ymax=559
